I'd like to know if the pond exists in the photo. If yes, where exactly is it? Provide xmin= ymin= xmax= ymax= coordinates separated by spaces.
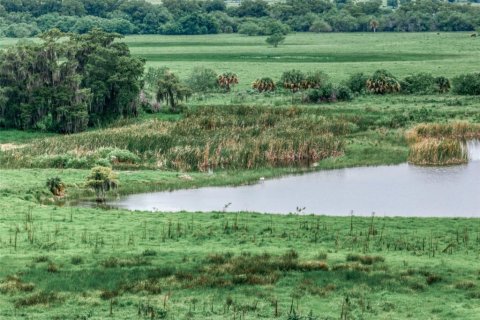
xmin=105 ymin=141 xmax=480 ymax=217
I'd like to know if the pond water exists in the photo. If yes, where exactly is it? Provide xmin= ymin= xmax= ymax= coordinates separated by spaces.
xmin=105 ymin=141 xmax=480 ymax=217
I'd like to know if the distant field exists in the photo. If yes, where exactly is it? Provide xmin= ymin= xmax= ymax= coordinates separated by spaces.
xmin=122 ymin=32 xmax=480 ymax=89
xmin=2 ymin=33 xmax=478 ymax=89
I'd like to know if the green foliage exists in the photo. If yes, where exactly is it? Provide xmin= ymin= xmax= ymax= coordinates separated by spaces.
xmin=156 ymin=69 xmax=192 ymax=112
xmin=0 ymin=29 xmax=144 ymax=133
xmin=280 ymin=70 xmax=305 ymax=92
xmin=309 ymin=19 xmax=332 ymax=32
xmin=306 ymin=84 xmax=352 ymax=103
xmin=266 ymin=33 xmax=286 ymax=48
xmin=400 ymin=73 xmax=451 ymax=95
xmin=345 ymin=72 xmax=368 ymax=94
xmin=85 ymin=166 xmax=119 ymax=202
xmin=187 ymin=67 xmax=218 ymax=93
xmin=401 ymin=73 xmax=437 ymax=94
xmin=452 ymin=73 xmax=480 ymax=95
xmin=367 ymin=70 xmax=401 ymax=94
xmin=435 ymin=76 xmax=451 ymax=94
xmin=46 ymin=177 xmax=65 ymax=196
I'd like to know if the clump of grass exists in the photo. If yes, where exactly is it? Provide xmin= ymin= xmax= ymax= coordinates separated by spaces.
xmin=346 ymin=254 xmax=385 ymax=265
xmin=0 ymin=275 xmax=35 ymax=294
xmin=100 ymin=290 xmax=119 ymax=300
xmin=100 ymin=256 xmax=150 ymax=268
xmin=33 ymin=256 xmax=50 ymax=263
xmin=14 ymin=291 xmax=63 ymax=307
xmin=316 ymin=252 xmax=328 ymax=260
xmin=408 ymin=138 xmax=467 ymax=166
xmin=455 ymin=281 xmax=476 ymax=290
xmin=142 ymin=249 xmax=157 ymax=257
xmin=426 ymin=274 xmax=442 ymax=285
xmin=124 ymin=280 xmax=162 ymax=294
xmin=47 ymin=263 xmax=59 ymax=273
xmin=70 ymin=256 xmax=84 ymax=265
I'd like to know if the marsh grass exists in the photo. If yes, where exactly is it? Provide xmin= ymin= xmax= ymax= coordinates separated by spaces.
xmin=406 ymin=122 xmax=480 ymax=165
xmin=408 ymin=138 xmax=468 ymax=165
xmin=1 ymin=106 xmax=346 ymax=171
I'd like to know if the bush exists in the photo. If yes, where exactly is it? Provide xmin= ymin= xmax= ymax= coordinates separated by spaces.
xmin=335 ymin=85 xmax=353 ymax=101
xmin=401 ymin=73 xmax=437 ymax=94
xmin=238 ymin=21 xmax=262 ymax=36
xmin=435 ymin=76 xmax=451 ymax=93
xmin=345 ymin=72 xmax=368 ymax=94
xmin=97 ymin=148 xmax=139 ymax=164
xmin=367 ymin=69 xmax=401 ymax=94
xmin=252 ymin=77 xmax=276 ymax=92
xmin=306 ymin=84 xmax=352 ymax=103
xmin=304 ymin=71 xmax=329 ymax=89
xmin=46 ymin=177 xmax=65 ymax=196
xmin=188 ymin=67 xmax=218 ymax=92
xmin=217 ymin=72 xmax=238 ymax=92
xmin=452 ymin=73 xmax=480 ymax=95
xmin=309 ymin=19 xmax=332 ymax=32
xmin=280 ymin=70 xmax=305 ymax=92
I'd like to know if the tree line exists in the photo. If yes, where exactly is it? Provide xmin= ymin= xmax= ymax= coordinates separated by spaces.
xmin=1 ymin=0 xmax=480 ymax=37
xmin=0 ymin=29 xmax=144 ymax=133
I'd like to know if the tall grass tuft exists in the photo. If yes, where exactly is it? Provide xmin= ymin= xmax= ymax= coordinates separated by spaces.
xmin=408 ymin=138 xmax=467 ymax=166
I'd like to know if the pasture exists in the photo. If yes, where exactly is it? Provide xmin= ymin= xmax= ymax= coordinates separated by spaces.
xmin=124 ymin=32 xmax=480 ymax=89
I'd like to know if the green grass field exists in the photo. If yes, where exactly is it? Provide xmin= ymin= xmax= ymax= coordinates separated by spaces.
xmin=123 ymin=32 xmax=480 ymax=89
xmin=1 ymin=32 xmax=480 ymax=319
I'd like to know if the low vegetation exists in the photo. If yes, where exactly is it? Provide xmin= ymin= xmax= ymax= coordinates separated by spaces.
xmin=0 ymin=183 xmax=479 ymax=318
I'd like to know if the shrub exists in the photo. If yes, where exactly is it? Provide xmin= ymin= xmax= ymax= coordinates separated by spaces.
xmin=238 ymin=21 xmax=262 ymax=36
xmin=310 ymin=19 xmax=332 ymax=32
xmin=435 ymin=76 xmax=451 ymax=93
xmin=217 ymin=72 xmax=238 ymax=92
xmin=188 ymin=67 xmax=218 ymax=92
xmin=367 ymin=70 xmax=401 ymax=94
xmin=306 ymin=84 xmax=351 ymax=103
xmin=401 ymin=73 xmax=437 ymax=94
xmin=280 ymin=69 xmax=305 ymax=92
xmin=46 ymin=177 xmax=65 ymax=196
xmin=345 ymin=72 xmax=368 ymax=94
xmin=85 ymin=166 xmax=119 ymax=202
xmin=304 ymin=71 xmax=329 ymax=89
xmin=107 ymin=149 xmax=140 ymax=164
xmin=335 ymin=85 xmax=353 ymax=101
xmin=252 ymin=77 xmax=276 ymax=92
xmin=452 ymin=73 xmax=480 ymax=95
